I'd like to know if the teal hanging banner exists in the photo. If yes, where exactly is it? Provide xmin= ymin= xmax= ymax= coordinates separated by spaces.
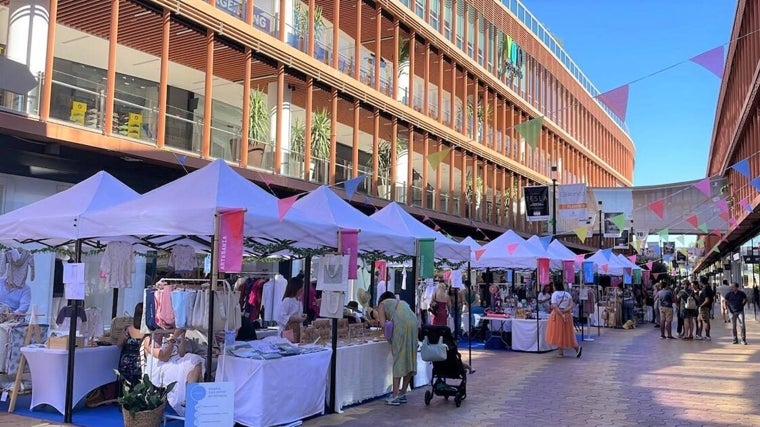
xmin=632 ymin=268 xmax=642 ymax=284
xmin=417 ymin=238 xmax=435 ymax=279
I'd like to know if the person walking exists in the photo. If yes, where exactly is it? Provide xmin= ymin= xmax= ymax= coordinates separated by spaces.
xmin=545 ymin=282 xmax=582 ymax=358
xmin=377 ymin=291 xmax=418 ymax=405
xmin=658 ymin=283 xmax=675 ymax=339
xmin=677 ymin=281 xmax=697 ymax=340
xmin=697 ymin=276 xmax=713 ymax=340
xmin=652 ymin=283 xmax=661 ymax=327
xmin=723 ymin=282 xmax=747 ymax=345
xmin=717 ymin=280 xmax=731 ymax=323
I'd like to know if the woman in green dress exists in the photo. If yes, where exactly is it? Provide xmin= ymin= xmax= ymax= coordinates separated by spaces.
xmin=377 ymin=291 xmax=418 ymax=405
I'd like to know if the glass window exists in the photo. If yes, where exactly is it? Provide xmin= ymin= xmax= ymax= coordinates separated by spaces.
xmin=444 ymin=0 xmax=452 ymax=39
xmin=415 ymin=0 xmax=424 ymax=18
xmin=430 ymin=0 xmax=440 ymax=30
xmin=456 ymin=1 xmax=464 ymax=50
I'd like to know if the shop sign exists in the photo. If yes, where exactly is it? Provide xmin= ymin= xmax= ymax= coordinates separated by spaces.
xmin=524 ymin=185 xmax=550 ymax=222
xmin=215 ymin=1 xmax=273 ymax=33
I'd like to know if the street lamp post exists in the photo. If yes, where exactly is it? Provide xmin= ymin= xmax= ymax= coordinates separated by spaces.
xmin=551 ymin=166 xmax=558 ymax=237
xmin=598 ymin=200 xmax=603 ymax=249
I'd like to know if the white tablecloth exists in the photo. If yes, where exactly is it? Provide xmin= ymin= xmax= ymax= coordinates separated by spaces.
xmin=21 ymin=345 xmax=120 ymax=415
xmin=215 ymin=350 xmax=332 ymax=427
xmin=511 ymin=319 xmax=555 ymax=352
xmin=331 ymin=341 xmax=432 ymax=412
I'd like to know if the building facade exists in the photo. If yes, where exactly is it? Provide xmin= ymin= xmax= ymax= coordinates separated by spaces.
xmin=0 ymin=0 xmax=634 ymax=241
xmin=698 ymin=0 xmax=760 ymax=281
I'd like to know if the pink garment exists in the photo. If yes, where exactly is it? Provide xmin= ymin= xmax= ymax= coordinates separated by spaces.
xmin=433 ymin=302 xmax=448 ymax=326
xmin=154 ymin=285 xmax=175 ymax=329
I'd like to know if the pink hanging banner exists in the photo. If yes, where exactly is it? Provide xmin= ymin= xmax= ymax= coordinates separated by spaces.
xmin=218 ymin=208 xmax=246 ymax=273
xmin=374 ymin=260 xmax=387 ymax=281
xmin=563 ymin=260 xmax=575 ymax=284
xmin=537 ymin=257 xmax=551 ymax=286
xmin=339 ymin=229 xmax=360 ymax=280
xmin=611 ymin=277 xmax=622 ymax=288
xmin=642 ymin=270 xmax=651 ymax=285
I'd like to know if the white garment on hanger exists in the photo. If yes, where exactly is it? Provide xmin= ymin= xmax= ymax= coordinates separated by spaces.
xmin=451 ymin=270 xmax=464 ymax=289
xmin=375 ymin=280 xmax=387 ymax=305
xmin=421 ymin=284 xmax=436 ymax=310
xmin=99 ymin=241 xmax=135 ymax=289
xmin=262 ymin=275 xmax=288 ymax=322
xmin=169 ymin=245 xmax=198 ymax=273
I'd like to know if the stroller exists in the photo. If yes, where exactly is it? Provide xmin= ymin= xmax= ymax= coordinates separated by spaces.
xmin=418 ymin=325 xmax=467 ymax=407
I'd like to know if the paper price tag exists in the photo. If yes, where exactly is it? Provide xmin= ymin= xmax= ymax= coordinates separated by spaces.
xmin=1 ymin=390 xmax=9 ymax=402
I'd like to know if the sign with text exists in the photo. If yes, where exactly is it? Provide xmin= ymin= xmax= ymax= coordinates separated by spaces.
xmin=603 ymin=212 xmax=624 ymax=238
xmin=215 ymin=0 xmax=273 ymax=33
xmin=186 ymin=382 xmax=234 ymax=427
xmin=524 ymin=186 xmax=550 ymax=222
xmin=218 ymin=208 xmax=245 ymax=273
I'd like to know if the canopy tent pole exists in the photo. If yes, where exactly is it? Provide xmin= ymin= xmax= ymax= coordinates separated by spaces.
xmin=369 ymin=261 xmax=376 ymax=308
xmin=467 ymin=262 xmax=472 ymax=369
xmin=206 ymin=219 xmax=219 ymax=382
xmin=303 ymin=256 xmax=312 ymax=317
xmin=111 ymin=289 xmax=119 ymax=319
xmin=63 ymin=239 xmax=82 ymax=423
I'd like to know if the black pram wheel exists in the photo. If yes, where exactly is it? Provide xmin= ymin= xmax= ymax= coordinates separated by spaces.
xmin=424 ymin=390 xmax=432 ymax=405
xmin=454 ymin=394 xmax=462 ymax=407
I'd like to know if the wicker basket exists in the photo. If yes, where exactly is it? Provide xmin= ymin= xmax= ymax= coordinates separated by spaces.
xmin=122 ymin=402 xmax=166 ymax=427
xmin=110 ymin=316 xmax=133 ymax=345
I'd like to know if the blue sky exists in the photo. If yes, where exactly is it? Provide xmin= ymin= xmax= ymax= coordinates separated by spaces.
xmin=521 ymin=0 xmax=737 ymax=186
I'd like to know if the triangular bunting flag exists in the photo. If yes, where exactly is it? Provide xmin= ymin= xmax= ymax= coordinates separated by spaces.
xmin=573 ymin=227 xmax=589 ymax=243
xmin=601 ymin=264 xmax=609 ymax=273
xmin=693 ymin=178 xmax=711 ymax=197
xmin=653 ymin=272 xmax=660 ymax=279
xmin=263 ymin=177 xmax=272 ymax=187
xmin=711 ymin=229 xmax=722 ymax=237
xmin=648 ymin=199 xmax=665 ymax=219
xmin=715 ymin=198 xmax=729 ymax=213
xmin=601 ymin=248 xmax=612 ymax=261
xmin=610 ymin=213 xmax=627 ymax=232
xmin=658 ymin=229 xmax=669 ymax=241
xmin=719 ymin=211 xmax=730 ymax=221
xmin=729 ymin=217 xmax=738 ymax=226
xmin=177 ymin=155 xmax=187 ymax=165
xmin=678 ymin=247 xmax=689 ymax=256
xmin=474 ymin=248 xmax=486 ymax=261
xmin=711 ymin=244 xmax=720 ymax=254
xmin=434 ymin=225 xmax=441 ymax=231
xmin=675 ymin=235 xmax=685 ymax=245
xmin=539 ymin=235 xmax=552 ymax=250
xmin=277 ymin=194 xmax=299 ymax=222
xmin=689 ymin=45 xmax=725 ymax=78
xmin=597 ymin=84 xmax=630 ymax=121
xmin=686 ymin=215 xmax=699 ymax=228
xmin=751 ymin=177 xmax=760 ymax=192
xmin=575 ymin=254 xmax=586 ymax=264
xmin=514 ymin=117 xmax=543 ymax=149
xmin=731 ymin=158 xmax=751 ymax=179
xmin=645 ymin=261 xmax=654 ymax=270
xmin=740 ymin=198 xmax=753 ymax=212
xmin=506 ymin=243 xmax=519 ymax=255
xmin=630 ymin=240 xmax=641 ymax=252
xmin=343 ymin=175 xmax=365 ymax=200
xmin=422 ymin=215 xmax=429 ymax=222
xmin=698 ymin=223 xmax=708 ymax=234
xmin=427 ymin=148 xmax=451 ymax=170
xmin=696 ymin=237 xmax=705 ymax=248
xmin=628 ymin=255 xmax=637 ymax=264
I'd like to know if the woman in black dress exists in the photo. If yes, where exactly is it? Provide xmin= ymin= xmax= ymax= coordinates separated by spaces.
xmin=117 ymin=303 xmax=144 ymax=385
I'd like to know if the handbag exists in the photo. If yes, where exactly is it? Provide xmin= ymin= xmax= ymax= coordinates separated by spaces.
xmin=317 ymin=254 xmax=350 ymax=292
xmin=420 ymin=335 xmax=448 ymax=362
xmin=384 ymin=301 xmax=400 ymax=341
xmin=320 ymin=291 xmax=345 ymax=319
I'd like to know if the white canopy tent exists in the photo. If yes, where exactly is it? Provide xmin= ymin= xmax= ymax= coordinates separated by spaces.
xmin=525 ymin=235 xmax=574 ymax=270
xmin=370 ymin=202 xmax=470 ymax=261
xmin=616 ymin=254 xmax=642 ymax=271
xmin=292 ymin=186 xmax=416 ymax=256
xmin=585 ymin=250 xmax=629 ymax=276
xmin=80 ymin=159 xmax=336 ymax=249
xmin=460 ymin=236 xmax=482 ymax=251
xmin=0 ymin=171 xmax=139 ymax=245
xmin=471 ymin=229 xmax=546 ymax=270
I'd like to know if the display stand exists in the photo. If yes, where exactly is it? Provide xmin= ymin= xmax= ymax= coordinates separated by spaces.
xmin=7 ymin=314 xmax=43 ymax=412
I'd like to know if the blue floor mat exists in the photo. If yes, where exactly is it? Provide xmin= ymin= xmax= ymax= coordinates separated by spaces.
xmin=0 ymin=393 xmax=184 ymax=427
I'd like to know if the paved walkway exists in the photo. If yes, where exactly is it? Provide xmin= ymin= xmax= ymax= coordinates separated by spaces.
xmin=1 ymin=311 xmax=759 ymax=427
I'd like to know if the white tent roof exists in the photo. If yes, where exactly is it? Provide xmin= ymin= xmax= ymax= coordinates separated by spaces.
xmin=616 ymin=254 xmax=642 ymax=270
xmin=472 ymin=229 xmax=546 ymax=269
xmin=460 ymin=236 xmax=482 ymax=250
xmin=586 ymin=249 xmax=629 ymax=275
xmin=371 ymin=202 xmax=470 ymax=261
xmin=525 ymin=235 xmax=575 ymax=270
xmin=0 ymin=171 xmax=139 ymax=243
xmin=80 ymin=160 xmax=336 ymax=248
xmin=293 ymin=186 xmax=416 ymax=256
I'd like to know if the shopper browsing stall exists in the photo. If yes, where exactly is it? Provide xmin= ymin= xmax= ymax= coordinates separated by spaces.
xmin=276 ymin=277 xmax=307 ymax=341
xmin=545 ymin=282 xmax=582 ymax=358
xmin=377 ymin=291 xmax=418 ymax=406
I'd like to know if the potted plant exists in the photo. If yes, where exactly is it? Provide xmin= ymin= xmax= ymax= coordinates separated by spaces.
xmin=397 ymin=39 xmax=411 ymax=103
xmin=117 ymin=372 xmax=176 ymax=427
xmin=368 ymin=137 xmax=407 ymax=199
xmin=290 ymin=108 xmax=332 ymax=181
xmin=293 ymin=2 xmax=325 ymax=51
xmin=248 ymin=89 xmax=270 ymax=168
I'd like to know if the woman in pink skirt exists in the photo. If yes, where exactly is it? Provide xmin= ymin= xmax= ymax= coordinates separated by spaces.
xmin=545 ymin=282 xmax=582 ymax=358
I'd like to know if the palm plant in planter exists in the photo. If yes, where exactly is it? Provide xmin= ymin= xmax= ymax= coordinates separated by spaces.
xmin=248 ymin=89 xmax=270 ymax=168
xmin=117 ymin=372 xmax=176 ymax=427
xmin=291 ymin=108 xmax=332 ymax=181
xmin=293 ymin=2 xmax=325 ymax=51
xmin=369 ymin=138 xmax=407 ymax=199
